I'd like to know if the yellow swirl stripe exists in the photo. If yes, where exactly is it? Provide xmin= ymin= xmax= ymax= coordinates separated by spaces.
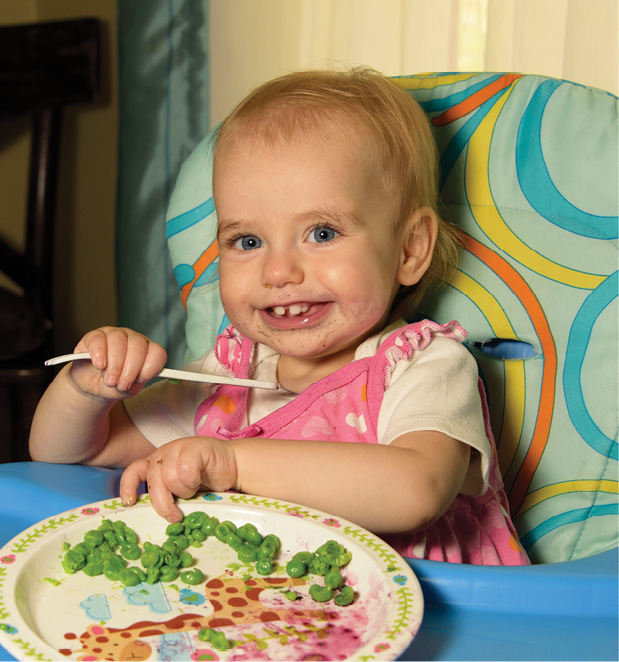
xmin=518 ymin=480 xmax=619 ymax=516
xmin=466 ymin=88 xmax=605 ymax=290
xmin=396 ymin=73 xmax=479 ymax=90
xmin=450 ymin=270 xmax=525 ymax=471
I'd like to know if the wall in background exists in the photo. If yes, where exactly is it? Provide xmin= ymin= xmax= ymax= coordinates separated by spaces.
xmin=0 ymin=0 xmax=118 ymax=354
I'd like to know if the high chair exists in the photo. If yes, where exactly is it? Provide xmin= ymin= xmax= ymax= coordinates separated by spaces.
xmin=164 ymin=72 xmax=617 ymax=658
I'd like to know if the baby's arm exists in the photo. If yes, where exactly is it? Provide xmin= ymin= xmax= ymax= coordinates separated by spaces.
xmin=120 ymin=431 xmax=469 ymax=534
xmin=232 ymin=431 xmax=470 ymax=534
xmin=29 ymin=327 xmax=166 ymax=468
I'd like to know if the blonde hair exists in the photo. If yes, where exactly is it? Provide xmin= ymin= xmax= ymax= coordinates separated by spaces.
xmin=214 ymin=67 xmax=461 ymax=319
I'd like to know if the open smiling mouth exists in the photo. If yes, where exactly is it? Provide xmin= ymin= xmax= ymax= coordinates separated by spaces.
xmin=261 ymin=302 xmax=331 ymax=327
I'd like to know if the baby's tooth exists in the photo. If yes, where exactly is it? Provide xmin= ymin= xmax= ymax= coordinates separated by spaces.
xmin=288 ymin=304 xmax=302 ymax=316
xmin=300 ymin=304 xmax=309 ymax=313
xmin=273 ymin=306 xmax=286 ymax=316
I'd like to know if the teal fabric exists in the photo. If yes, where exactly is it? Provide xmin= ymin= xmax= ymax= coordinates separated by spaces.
xmin=165 ymin=73 xmax=618 ymax=563
xmin=116 ymin=0 xmax=210 ymax=368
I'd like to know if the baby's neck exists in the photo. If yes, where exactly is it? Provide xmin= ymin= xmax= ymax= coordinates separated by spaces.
xmin=276 ymin=347 xmax=357 ymax=393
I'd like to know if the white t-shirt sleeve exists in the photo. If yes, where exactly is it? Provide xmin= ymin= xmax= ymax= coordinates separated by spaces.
xmin=377 ymin=337 xmax=491 ymax=495
xmin=123 ymin=350 xmax=222 ymax=447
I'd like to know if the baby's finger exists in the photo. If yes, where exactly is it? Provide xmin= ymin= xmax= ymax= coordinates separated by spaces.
xmin=136 ymin=341 xmax=167 ymax=385
xmin=119 ymin=458 xmax=148 ymax=507
xmin=76 ymin=329 xmax=110 ymax=372
xmin=146 ymin=458 xmax=184 ymax=523
xmin=116 ymin=334 xmax=151 ymax=392
xmin=99 ymin=328 xmax=130 ymax=388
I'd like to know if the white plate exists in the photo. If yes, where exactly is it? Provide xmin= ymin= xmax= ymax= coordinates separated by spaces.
xmin=0 ymin=493 xmax=423 ymax=661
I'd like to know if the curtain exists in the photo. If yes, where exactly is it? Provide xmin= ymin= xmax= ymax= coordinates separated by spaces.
xmin=116 ymin=0 xmax=210 ymax=368
xmin=209 ymin=0 xmax=618 ymax=128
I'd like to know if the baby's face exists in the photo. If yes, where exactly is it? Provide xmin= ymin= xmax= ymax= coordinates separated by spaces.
xmin=214 ymin=124 xmax=407 ymax=366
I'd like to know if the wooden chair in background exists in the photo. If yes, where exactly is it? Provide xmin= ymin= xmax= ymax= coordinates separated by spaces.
xmin=0 ymin=18 xmax=101 ymax=462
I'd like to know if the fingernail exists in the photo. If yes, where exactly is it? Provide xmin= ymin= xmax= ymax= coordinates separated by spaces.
xmin=118 ymin=381 xmax=131 ymax=392
xmin=121 ymin=491 xmax=134 ymax=506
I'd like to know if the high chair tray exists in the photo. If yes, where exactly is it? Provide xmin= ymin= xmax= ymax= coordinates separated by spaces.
xmin=0 ymin=462 xmax=616 ymax=661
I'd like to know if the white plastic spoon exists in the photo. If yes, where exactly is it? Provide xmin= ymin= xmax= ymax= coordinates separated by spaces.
xmin=45 ymin=352 xmax=278 ymax=390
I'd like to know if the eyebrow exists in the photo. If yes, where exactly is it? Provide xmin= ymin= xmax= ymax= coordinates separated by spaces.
xmin=295 ymin=206 xmax=365 ymax=228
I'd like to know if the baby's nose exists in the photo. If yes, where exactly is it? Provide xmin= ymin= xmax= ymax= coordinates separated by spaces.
xmin=261 ymin=249 xmax=304 ymax=288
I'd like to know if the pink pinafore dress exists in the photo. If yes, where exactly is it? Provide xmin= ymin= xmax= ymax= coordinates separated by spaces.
xmin=194 ymin=320 xmax=529 ymax=565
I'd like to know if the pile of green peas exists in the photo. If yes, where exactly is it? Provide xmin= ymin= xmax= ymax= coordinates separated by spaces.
xmin=285 ymin=540 xmax=355 ymax=606
xmin=61 ymin=513 xmax=355 ymax=607
xmin=61 ymin=518 xmax=203 ymax=587
xmin=165 ymin=512 xmax=281 ymax=577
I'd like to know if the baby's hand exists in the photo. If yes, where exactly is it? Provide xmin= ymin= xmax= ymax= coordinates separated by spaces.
xmin=69 ymin=326 xmax=167 ymax=399
xmin=119 ymin=437 xmax=238 ymax=522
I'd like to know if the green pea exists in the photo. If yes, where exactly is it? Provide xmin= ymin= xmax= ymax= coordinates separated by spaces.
xmin=214 ymin=521 xmax=236 ymax=542
xmin=104 ymin=554 xmax=126 ymax=570
xmin=179 ymin=551 xmax=193 ymax=568
xmin=62 ymin=549 xmax=86 ymax=574
xmin=145 ymin=566 xmax=160 ymax=584
xmin=141 ymin=549 xmax=162 ymax=568
xmin=103 ymin=564 xmax=121 ymax=581
xmin=119 ymin=568 xmax=142 ymax=586
xmin=198 ymin=627 xmax=215 ymax=642
xmin=255 ymin=558 xmax=274 ymax=576
xmin=257 ymin=534 xmax=280 ymax=559
xmin=325 ymin=568 xmax=343 ymax=590
xmin=165 ymin=521 xmax=184 ymax=537
xmin=334 ymin=585 xmax=355 ymax=606
xmin=262 ymin=534 xmax=280 ymax=552
xmin=237 ymin=544 xmax=258 ymax=563
xmin=309 ymin=584 xmax=333 ymax=603
xmin=159 ymin=565 xmax=178 ymax=582
xmin=120 ymin=543 xmax=141 ymax=561
xmin=201 ymin=516 xmax=218 ymax=536
xmin=286 ymin=559 xmax=307 ymax=578
xmin=284 ymin=590 xmax=300 ymax=601
xmin=226 ymin=532 xmax=243 ymax=550
xmin=237 ymin=523 xmax=263 ymax=547
xmin=210 ymin=631 xmax=231 ymax=651
xmin=133 ymin=567 xmax=146 ymax=582
xmin=102 ymin=530 xmax=119 ymax=550
xmin=309 ymin=558 xmax=329 ymax=576
xmin=161 ymin=539 xmax=179 ymax=556
xmin=333 ymin=551 xmax=352 ymax=567
xmin=171 ymin=534 xmax=189 ymax=550
xmin=165 ymin=553 xmax=182 ymax=568
xmin=292 ymin=551 xmax=314 ymax=565
xmin=83 ymin=560 xmax=104 ymax=576
xmin=123 ymin=527 xmax=138 ymax=544
xmin=84 ymin=530 xmax=104 ymax=549
xmin=180 ymin=568 xmax=204 ymax=585
xmin=183 ymin=511 xmax=206 ymax=529
xmin=190 ymin=528 xmax=206 ymax=542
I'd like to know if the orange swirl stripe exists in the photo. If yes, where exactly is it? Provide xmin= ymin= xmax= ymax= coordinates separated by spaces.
xmin=463 ymin=235 xmax=557 ymax=513
xmin=180 ymin=239 xmax=219 ymax=310
xmin=432 ymin=74 xmax=522 ymax=126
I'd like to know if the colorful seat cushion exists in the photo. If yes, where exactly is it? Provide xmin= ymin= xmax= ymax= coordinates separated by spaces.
xmin=165 ymin=72 xmax=618 ymax=563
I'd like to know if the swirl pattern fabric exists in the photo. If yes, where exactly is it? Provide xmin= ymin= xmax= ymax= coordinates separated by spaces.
xmin=165 ymin=73 xmax=618 ymax=563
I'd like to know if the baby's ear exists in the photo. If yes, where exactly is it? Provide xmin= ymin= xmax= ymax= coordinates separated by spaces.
xmin=397 ymin=207 xmax=438 ymax=286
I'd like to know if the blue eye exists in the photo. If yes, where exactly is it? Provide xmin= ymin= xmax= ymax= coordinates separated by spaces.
xmin=235 ymin=235 xmax=262 ymax=250
xmin=308 ymin=226 xmax=338 ymax=243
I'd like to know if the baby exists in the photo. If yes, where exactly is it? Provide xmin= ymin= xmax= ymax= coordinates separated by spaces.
xmin=30 ymin=67 xmax=529 ymax=565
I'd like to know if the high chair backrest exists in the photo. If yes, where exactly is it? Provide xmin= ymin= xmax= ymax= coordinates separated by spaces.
xmin=165 ymin=72 xmax=618 ymax=564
